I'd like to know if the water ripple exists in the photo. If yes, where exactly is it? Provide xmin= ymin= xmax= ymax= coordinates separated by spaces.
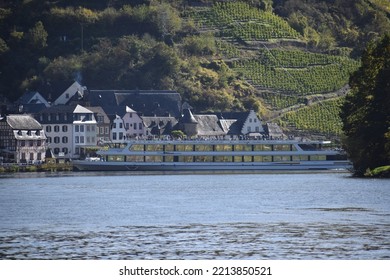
xmin=1 ymin=222 xmax=389 ymax=260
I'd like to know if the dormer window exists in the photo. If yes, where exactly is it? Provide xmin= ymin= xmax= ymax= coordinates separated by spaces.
xmin=27 ymin=130 xmax=31 ymax=136
xmin=18 ymin=130 xmax=22 ymax=135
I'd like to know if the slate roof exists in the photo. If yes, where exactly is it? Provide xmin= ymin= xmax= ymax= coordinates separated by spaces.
xmin=142 ymin=116 xmax=178 ymax=135
xmin=195 ymin=115 xmax=225 ymax=136
xmin=6 ymin=114 xmax=43 ymax=130
xmin=34 ymin=105 xmax=76 ymax=124
xmin=87 ymin=90 xmax=182 ymax=117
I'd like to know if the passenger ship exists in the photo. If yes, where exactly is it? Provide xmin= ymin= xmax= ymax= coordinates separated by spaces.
xmin=73 ymin=138 xmax=350 ymax=172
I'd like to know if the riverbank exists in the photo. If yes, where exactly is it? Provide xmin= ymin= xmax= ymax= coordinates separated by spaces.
xmin=0 ymin=162 xmax=73 ymax=173
xmin=364 ymin=165 xmax=390 ymax=178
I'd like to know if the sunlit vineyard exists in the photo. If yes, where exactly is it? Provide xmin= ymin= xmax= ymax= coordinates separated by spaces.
xmin=215 ymin=39 xmax=241 ymax=58
xmin=185 ymin=1 xmax=360 ymax=138
xmin=231 ymin=49 xmax=359 ymax=96
xmin=187 ymin=1 xmax=300 ymax=41
xmin=281 ymin=98 xmax=344 ymax=136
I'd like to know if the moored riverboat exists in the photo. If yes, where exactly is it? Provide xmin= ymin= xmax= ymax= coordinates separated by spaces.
xmin=73 ymin=139 xmax=350 ymax=172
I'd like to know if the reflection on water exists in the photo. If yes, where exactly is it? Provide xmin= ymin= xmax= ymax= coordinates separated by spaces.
xmin=1 ymin=222 xmax=389 ymax=259
xmin=0 ymin=172 xmax=389 ymax=259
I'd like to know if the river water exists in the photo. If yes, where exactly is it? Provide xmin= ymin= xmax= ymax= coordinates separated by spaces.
xmin=0 ymin=172 xmax=389 ymax=259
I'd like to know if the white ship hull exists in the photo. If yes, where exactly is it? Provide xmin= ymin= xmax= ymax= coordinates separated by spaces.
xmin=72 ymin=139 xmax=351 ymax=172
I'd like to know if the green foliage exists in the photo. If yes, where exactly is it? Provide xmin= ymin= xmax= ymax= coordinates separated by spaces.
xmin=232 ymin=48 xmax=359 ymax=95
xmin=340 ymin=34 xmax=390 ymax=176
xmin=282 ymin=98 xmax=344 ymax=136
xmin=188 ymin=1 xmax=300 ymax=41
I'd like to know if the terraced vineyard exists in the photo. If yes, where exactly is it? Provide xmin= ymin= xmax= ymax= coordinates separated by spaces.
xmin=187 ymin=1 xmax=360 ymax=138
xmin=188 ymin=1 xmax=300 ymax=41
xmin=231 ymin=49 xmax=359 ymax=96
xmin=281 ymin=98 xmax=344 ymax=136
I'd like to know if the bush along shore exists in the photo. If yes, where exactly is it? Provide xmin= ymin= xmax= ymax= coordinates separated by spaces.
xmin=0 ymin=162 xmax=73 ymax=173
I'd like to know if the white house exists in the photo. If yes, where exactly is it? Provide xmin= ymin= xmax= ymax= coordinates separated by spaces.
xmin=73 ymin=105 xmax=97 ymax=158
xmin=122 ymin=106 xmax=145 ymax=138
xmin=241 ymin=109 xmax=264 ymax=135
xmin=111 ymin=115 xmax=127 ymax=143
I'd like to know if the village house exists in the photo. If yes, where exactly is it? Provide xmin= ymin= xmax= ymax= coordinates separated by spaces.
xmin=0 ymin=114 xmax=46 ymax=164
xmin=87 ymin=106 xmax=111 ymax=144
xmin=35 ymin=105 xmax=75 ymax=160
xmin=53 ymin=81 xmax=87 ymax=106
xmin=122 ymin=106 xmax=144 ymax=138
xmin=15 ymin=91 xmax=50 ymax=114
xmin=111 ymin=115 xmax=127 ymax=143
xmin=73 ymin=105 xmax=98 ymax=158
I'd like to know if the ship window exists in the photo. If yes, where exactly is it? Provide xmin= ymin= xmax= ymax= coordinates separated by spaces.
xmin=263 ymin=156 xmax=272 ymax=162
xmin=234 ymin=156 xmax=243 ymax=162
xmin=130 ymin=144 xmax=144 ymax=151
xmin=253 ymin=145 xmax=263 ymax=151
xmin=146 ymin=144 xmax=163 ymax=151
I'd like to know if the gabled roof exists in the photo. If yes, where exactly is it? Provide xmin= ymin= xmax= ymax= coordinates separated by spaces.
xmin=6 ymin=114 xmax=42 ymax=130
xmin=73 ymin=104 xmax=93 ymax=114
xmin=16 ymin=91 xmax=49 ymax=106
xmin=142 ymin=116 xmax=178 ymax=135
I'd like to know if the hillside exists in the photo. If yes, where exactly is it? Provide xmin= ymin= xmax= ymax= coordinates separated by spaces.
xmin=0 ymin=0 xmax=389 ymax=140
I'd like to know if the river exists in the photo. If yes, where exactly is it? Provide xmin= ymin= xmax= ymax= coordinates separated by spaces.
xmin=0 ymin=172 xmax=389 ymax=259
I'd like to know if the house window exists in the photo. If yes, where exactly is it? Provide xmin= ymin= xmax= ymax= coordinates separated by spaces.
xmin=105 ymin=127 xmax=109 ymax=134
xmin=80 ymin=125 xmax=84 ymax=132
xmin=30 ymin=153 xmax=34 ymax=161
xmin=255 ymin=126 xmax=259 ymax=132
xmin=54 ymin=148 xmax=60 ymax=154
xmin=119 ymin=123 xmax=123 ymax=129
xmin=54 ymin=137 xmax=60 ymax=143
xmin=54 ymin=125 xmax=60 ymax=132
xmin=99 ymin=127 xmax=104 ymax=134
xmin=46 ymin=126 xmax=51 ymax=133
xmin=249 ymin=118 xmax=252 ymax=123
xmin=91 ymin=137 xmax=95 ymax=144
xmin=75 ymin=125 xmax=79 ymax=132
xmin=75 ymin=148 xmax=79 ymax=155
xmin=86 ymin=137 xmax=90 ymax=143
xmin=254 ymin=118 xmax=257 ymax=123
xmin=21 ymin=140 xmax=25 ymax=147
xmin=139 ymin=123 xmax=142 ymax=130
xmin=86 ymin=125 xmax=90 ymax=132
xmin=113 ymin=132 xmax=117 ymax=140
xmin=75 ymin=136 xmax=79 ymax=143
xmin=119 ymin=132 xmax=123 ymax=140
xmin=247 ymin=126 xmax=251 ymax=132
xmin=125 ymin=123 xmax=129 ymax=129
xmin=37 ymin=140 xmax=41 ymax=146
xmin=62 ymin=148 xmax=68 ymax=154
xmin=21 ymin=153 xmax=26 ymax=161
xmin=113 ymin=123 xmax=116 ymax=129
xmin=129 ymin=113 xmax=132 ymax=118
xmin=37 ymin=153 xmax=42 ymax=160
xmin=62 ymin=136 xmax=68 ymax=143
xmin=62 ymin=126 xmax=68 ymax=132
xmin=80 ymin=136 xmax=84 ymax=143
xmin=29 ymin=140 xmax=34 ymax=146
xmin=134 ymin=123 xmax=137 ymax=129
xmin=91 ymin=125 xmax=95 ymax=132
xmin=56 ymin=114 xmax=60 ymax=121
xmin=47 ymin=137 xmax=52 ymax=143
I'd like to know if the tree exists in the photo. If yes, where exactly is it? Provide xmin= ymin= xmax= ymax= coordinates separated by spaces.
xmin=340 ymin=34 xmax=390 ymax=176
xmin=26 ymin=21 xmax=48 ymax=50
